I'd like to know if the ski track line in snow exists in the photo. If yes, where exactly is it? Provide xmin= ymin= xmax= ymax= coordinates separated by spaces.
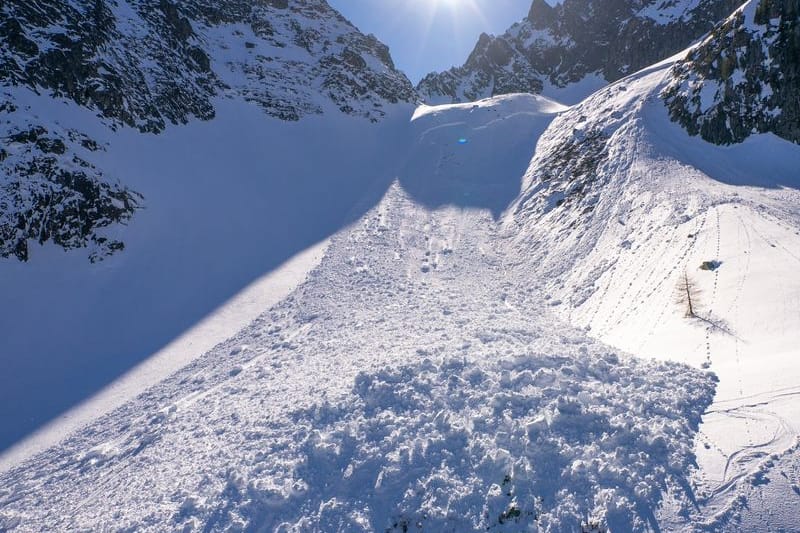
xmin=607 ymin=224 xmax=681 ymax=339
xmin=689 ymin=204 xmax=800 ymax=520
xmin=702 ymin=208 xmax=722 ymax=368
xmin=714 ymin=408 xmax=794 ymax=497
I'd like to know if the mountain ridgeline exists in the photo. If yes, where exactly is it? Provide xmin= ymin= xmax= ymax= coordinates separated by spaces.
xmin=417 ymin=0 xmax=744 ymax=104
xmin=0 ymin=0 xmax=415 ymax=261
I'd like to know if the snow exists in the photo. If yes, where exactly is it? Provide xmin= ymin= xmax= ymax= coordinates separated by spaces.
xmin=636 ymin=0 xmax=697 ymax=23
xmin=0 ymin=86 xmax=414 ymax=454
xmin=0 ymin=238 xmax=328 ymax=474
xmin=0 ymin=92 xmax=717 ymax=531
xmin=542 ymin=73 xmax=609 ymax=106
xmin=0 ymin=177 xmax=714 ymax=532
xmin=2 ymin=15 xmax=800 ymax=529
xmin=406 ymin=94 xmax=567 ymax=216
xmin=508 ymin=59 xmax=800 ymax=530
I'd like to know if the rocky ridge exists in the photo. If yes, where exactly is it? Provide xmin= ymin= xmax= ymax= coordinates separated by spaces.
xmin=663 ymin=0 xmax=800 ymax=145
xmin=417 ymin=0 xmax=744 ymax=104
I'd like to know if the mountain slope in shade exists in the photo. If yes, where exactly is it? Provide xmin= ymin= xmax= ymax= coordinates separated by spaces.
xmin=0 ymin=0 xmax=416 ymax=261
xmin=417 ymin=0 xmax=743 ymax=105
xmin=0 ymin=0 xmax=421 ymax=456
xmin=663 ymin=0 xmax=800 ymax=145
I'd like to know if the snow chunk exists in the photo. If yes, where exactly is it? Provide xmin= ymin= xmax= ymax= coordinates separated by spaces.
xmin=251 ymin=355 xmax=714 ymax=532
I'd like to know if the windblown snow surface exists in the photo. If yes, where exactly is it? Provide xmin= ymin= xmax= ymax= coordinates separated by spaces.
xmin=0 ymin=94 xmax=721 ymax=532
xmin=2 ymin=47 xmax=800 ymax=533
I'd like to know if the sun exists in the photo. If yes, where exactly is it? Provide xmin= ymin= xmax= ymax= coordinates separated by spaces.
xmin=432 ymin=0 xmax=477 ymax=10
xmin=413 ymin=0 xmax=489 ymax=28
xmin=413 ymin=0 xmax=483 ymax=13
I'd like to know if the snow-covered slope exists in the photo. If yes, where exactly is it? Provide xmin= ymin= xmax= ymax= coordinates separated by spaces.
xmin=0 ymin=92 xmax=416 ymax=456
xmin=0 ymin=95 xmax=716 ymax=532
xmin=2 ymin=0 xmax=800 ymax=530
xmin=506 ymin=3 xmax=800 ymax=527
xmin=0 ymin=0 xmax=420 ymax=454
xmin=417 ymin=0 xmax=743 ymax=105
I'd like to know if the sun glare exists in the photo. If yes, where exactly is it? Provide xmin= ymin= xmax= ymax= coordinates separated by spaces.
xmin=433 ymin=0 xmax=479 ymax=11
xmin=412 ymin=0 xmax=490 ymax=45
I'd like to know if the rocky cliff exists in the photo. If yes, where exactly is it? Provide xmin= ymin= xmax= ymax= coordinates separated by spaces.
xmin=417 ymin=0 xmax=744 ymax=104
xmin=663 ymin=0 xmax=800 ymax=145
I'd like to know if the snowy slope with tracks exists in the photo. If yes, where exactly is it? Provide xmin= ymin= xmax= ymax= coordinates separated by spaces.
xmin=507 ymin=51 xmax=800 ymax=531
xmin=2 ymin=2 xmax=800 ymax=526
xmin=0 ymin=95 xmax=717 ymax=533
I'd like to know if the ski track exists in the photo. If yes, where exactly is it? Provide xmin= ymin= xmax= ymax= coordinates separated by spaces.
xmin=508 ymin=60 xmax=800 ymax=529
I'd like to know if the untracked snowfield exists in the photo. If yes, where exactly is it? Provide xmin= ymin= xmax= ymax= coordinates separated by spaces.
xmin=0 ymin=95 xmax=718 ymax=532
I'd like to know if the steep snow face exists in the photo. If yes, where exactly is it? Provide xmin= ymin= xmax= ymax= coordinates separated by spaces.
xmin=508 ymin=52 xmax=800 ymax=530
xmin=416 ymin=0 xmax=743 ymax=105
xmin=402 ymin=94 xmax=567 ymax=216
xmin=663 ymin=0 xmax=800 ymax=145
xmin=0 ymin=91 xmax=417 ymax=456
xmin=0 ymin=141 xmax=715 ymax=532
xmin=0 ymin=0 xmax=416 ymax=261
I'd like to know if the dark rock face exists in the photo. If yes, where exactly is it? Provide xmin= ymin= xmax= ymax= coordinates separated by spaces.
xmin=663 ymin=0 xmax=800 ymax=145
xmin=0 ymin=99 xmax=142 ymax=262
xmin=417 ymin=0 xmax=744 ymax=103
xmin=1 ymin=0 xmax=416 ymax=130
xmin=0 ymin=0 xmax=416 ymax=261
xmin=1 ymin=0 xmax=217 ymax=133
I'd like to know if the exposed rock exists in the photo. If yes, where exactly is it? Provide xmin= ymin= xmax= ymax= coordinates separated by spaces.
xmin=515 ymin=128 xmax=610 ymax=218
xmin=0 ymin=110 xmax=141 ymax=262
xmin=417 ymin=0 xmax=744 ymax=104
xmin=663 ymin=0 xmax=800 ymax=145
xmin=1 ymin=0 xmax=416 ymax=130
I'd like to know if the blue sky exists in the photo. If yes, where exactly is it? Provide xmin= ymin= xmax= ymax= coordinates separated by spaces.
xmin=327 ymin=0 xmax=532 ymax=83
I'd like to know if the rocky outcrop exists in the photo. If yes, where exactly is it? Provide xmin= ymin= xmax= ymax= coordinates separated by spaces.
xmin=663 ymin=0 xmax=800 ymax=145
xmin=1 ymin=0 xmax=416 ymax=130
xmin=417 ymin=0 xmax=744 ymax=104
xmin=0 ymin=97 xmax=141 ymax=262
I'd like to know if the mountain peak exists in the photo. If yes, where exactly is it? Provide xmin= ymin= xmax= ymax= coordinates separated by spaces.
xmin=527 ymin=0 xmax=557 ymax=29
xmin=0 ymin=0 xmax=417 ymax=262
xmin=417 ymin=0 xmax=744 ymax=104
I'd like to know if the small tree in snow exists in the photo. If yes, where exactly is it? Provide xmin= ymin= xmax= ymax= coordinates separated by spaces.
xmin=675 ymin=271 xmax=702 ymax=318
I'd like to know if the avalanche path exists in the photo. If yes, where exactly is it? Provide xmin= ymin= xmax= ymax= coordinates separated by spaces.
xmin=0 ymin=96 xmax=715 ymax=532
